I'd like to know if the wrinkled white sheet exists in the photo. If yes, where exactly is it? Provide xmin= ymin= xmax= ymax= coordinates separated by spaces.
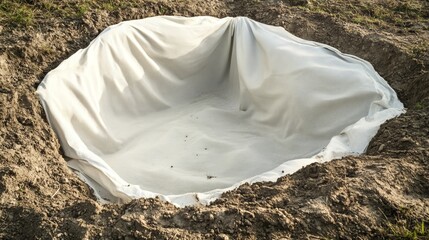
xmin=37 ymin=16 xmax=404 ymax=206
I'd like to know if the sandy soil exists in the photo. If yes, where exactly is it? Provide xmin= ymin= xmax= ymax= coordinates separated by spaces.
xmin=0 ymin=0 xmax=428 ymax=239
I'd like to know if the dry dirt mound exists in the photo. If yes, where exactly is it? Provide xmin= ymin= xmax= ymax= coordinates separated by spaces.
xmin=0 ymin=0 xmax=428 ymax=239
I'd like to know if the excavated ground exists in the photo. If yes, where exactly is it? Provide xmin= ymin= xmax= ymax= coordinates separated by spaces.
xmin=0 ymin=0 xmax=428 ymax=239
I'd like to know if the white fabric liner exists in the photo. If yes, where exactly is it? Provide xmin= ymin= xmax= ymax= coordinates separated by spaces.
xmin=37 ymin=16 xmax=404 ymax=207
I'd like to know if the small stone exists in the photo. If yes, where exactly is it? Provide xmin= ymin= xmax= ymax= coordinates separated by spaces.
xmin=216 ymin=234 xmax=229 ymax=240
xmin=378 ymin=144 xmax=385 ymax=152
xmin=244 ymin=219 xmax=252 ymax=226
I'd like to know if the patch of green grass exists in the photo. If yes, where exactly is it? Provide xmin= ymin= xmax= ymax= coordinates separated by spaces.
xmin=410 ymin=40 xmax=429 ymax=56
xmin=388 ymin=220 xmax=427 ymax=240
xmin=11 ymin=5 xmax=34 ymax=25
xmin=39 ymin=1 xmax=61 ymax=13
xmin=414 ymin=102 xmax=425 ymax=110
xmin=0 ymin=0 xmax=132 ymax=27
xmin=351 ymin=15 xmax=381 ymax=25
xmin=394 ymin=2 xmax=425 ymax=19
xmin=102 ymin=2 xmax=117 ymax=12
xmin=379 ymin=206 xmax=429 ymax=239
xmin=0 ymin=1 xmax=34 ymax=26
xmin=305 ymin=0 xmax=429 ymax=30
xmin=77 ymin=2 xmax=91 ymax=17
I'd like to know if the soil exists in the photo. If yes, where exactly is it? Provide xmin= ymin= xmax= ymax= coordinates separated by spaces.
xmin=0 ymin=0 xmax=428 ymax=239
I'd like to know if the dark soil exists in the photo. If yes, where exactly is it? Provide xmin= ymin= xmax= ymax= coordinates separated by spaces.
xmin=0 ymin=0 xmax=428 ymax=239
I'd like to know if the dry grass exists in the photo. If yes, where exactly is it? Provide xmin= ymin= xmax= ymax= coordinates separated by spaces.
xmin=301 ymin=0 xmax=429 ymax=30
xmin=0 ymin=0 xmax=132 ymax=26
xmin=2 ymin=0 xmax=429 ymax=27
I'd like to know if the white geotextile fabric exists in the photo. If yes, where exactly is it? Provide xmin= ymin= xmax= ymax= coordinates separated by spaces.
xmin=37 ymin=16 xmax=404 ymax=206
